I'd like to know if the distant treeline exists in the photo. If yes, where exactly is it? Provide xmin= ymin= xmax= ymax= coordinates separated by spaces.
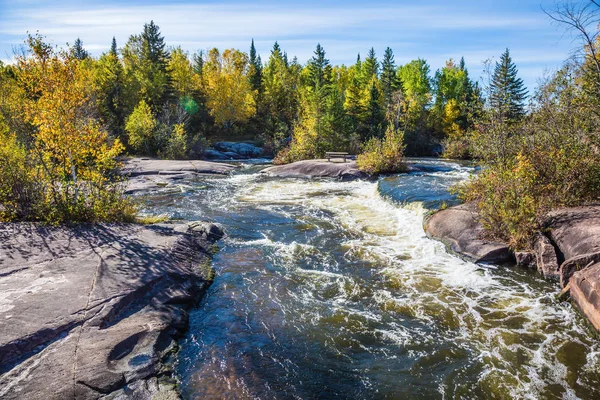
xmin=2 ymin=21 xmax=524 ymax=160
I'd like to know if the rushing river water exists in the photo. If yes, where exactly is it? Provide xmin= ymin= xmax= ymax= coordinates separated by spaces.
xmin=136 ymin=158 xmax=600 ymax=399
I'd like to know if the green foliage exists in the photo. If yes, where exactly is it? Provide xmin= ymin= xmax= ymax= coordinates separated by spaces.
xmin=459 ymin=63 xmax=600 ymax=249
xmin=126 ymin=99 xmax=157 ymax=155
xmin=0 ymin=35 xmax=135 ymax=224
xmin=0 ymin=129 xmax=39 ymax=221
xmin=381 ymin=47 xmax=399 ymax=107
xmin=159 ymin=123 xmax=188 ymax=159
xmin=357 ymin=125 xmax=407 ymax=174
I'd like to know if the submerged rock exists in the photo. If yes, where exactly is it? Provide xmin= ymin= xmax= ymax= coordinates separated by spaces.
xmin=515 ymin=251 xmax=537 ymax=269
xmin=424 ymin=203 xmax=512 ymax=264
xmin=0 ymin=221 xmax=222 ymax=400
xmin=261 ymin=159 xmax=369 ymax=181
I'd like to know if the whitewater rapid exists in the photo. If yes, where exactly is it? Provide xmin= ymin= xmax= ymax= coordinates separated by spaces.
xmin=135 ymin=159 xmax=600 ymax=399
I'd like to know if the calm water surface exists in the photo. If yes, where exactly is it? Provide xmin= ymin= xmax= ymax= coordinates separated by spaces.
xmin=135 ymin=158 xmax=600 ymax=399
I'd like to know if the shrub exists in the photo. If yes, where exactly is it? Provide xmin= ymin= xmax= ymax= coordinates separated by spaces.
xmin=458 ymin=154 xmax=539 ymax=249
xmin=357 ymin=125 xmax=407 ymax=174
xmin=159 ymin=123 xmax=187 ymax=159
xmin=441 ymin=136 xmax=471 ymax=159
xmin=0 ymin=130 xmax=40 ymax=221
xmin=458 ymin=66 xmax=600 ymax=249
xmin=126 ymin=100 xmax=157 ymax=155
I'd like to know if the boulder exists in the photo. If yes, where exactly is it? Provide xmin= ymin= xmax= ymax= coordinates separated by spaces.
xmin=424 ymin=203 xmax=513 ymax=264
xmin=261 ymin=159 xmax=370 ymax=181
xmin=534 ymin=233 xmax=560 ymax=280
xmin=543 ymin=206 xmax=600 ymax=286
xmin=0 ymin=221 xmax=222 ymax=400
xmin=570 ymin=262 xmax=600 ymax=331
xmin=544 ymin=205 xmax=600 ymax=260
xmin=213 ymin=142 xmax=263 ymax=158
xmin=560 ymin=252 xmax=600 ymax=288
xmin=515 ymin=251 xmax=536 ymax=269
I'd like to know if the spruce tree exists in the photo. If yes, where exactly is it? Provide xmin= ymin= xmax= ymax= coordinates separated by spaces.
xmin=193 ymin=50 xmax=204 ymax=75
xmin=490 ymin=48 xmax=528 ymax=122
xmin=307 ymin=44 xmax=331 ymax=90
xmin=141 ymin=21 xmax=168 ymax=68
xmin=381 ymin=47 xmax=399 ymax=107
xmin=72 ymin=38 xmax=89 ymax=60
xmin=249 ymin=39 xmax=263 ymax=92
xmin=362 ymin=47 xmax=378 ymax=81
xmin=110 ymin=37 xmax=118 ymax=57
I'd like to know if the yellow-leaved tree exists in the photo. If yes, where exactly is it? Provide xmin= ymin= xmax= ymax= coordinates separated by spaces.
xmin=15 ymin=34 xmax=134 ymax=223
xmin=202 ymin=48 xmax=256 ymax=128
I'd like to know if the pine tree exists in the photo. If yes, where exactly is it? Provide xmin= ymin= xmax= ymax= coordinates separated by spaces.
xmin=381 ymin=47 xmax=399 ymax=107
xmin=490 ymin=48 xmax=528 ymax=122
xmin=110 ymin=37 xmax=118 ymax=57
xmin=72 ymin=38 xmax=89 ymax=60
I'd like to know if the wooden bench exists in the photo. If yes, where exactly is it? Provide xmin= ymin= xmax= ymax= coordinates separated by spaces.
xmin=325 ymin=152 xmax=349 ymax=163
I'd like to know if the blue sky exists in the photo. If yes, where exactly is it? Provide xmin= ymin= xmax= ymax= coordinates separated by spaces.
xmin=0 ymin=0 xmax=580 ymax=91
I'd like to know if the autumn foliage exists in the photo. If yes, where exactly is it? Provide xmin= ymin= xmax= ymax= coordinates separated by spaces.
xmin=0 ymin=35 xmax=134 ymax=223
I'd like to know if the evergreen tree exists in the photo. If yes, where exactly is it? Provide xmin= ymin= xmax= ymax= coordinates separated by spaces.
xmin=110 ymin=37 xmax=118 ymax=57
xmin=361 ymin=76 xmax=384 ymax=140
xmin=362 ymin=47 xmax=378 ymax=82
xmin=381 ymin=47 xmax=399 ymax=107
xmin=248 ymin=39 xmax=262 ymax=92
xmin=141 ymin=21 xmax=169 ymax=68
xmin=193 ymin=50 xmax=204 ymax=75
xmin=272 ymin=41 xmax=281 ymax=54
xmin=94 ymin=48 xmax=126 ymax=139
xmin=490 ymin=48 xmax=528 ymax=122
xmin=71 ymin=38 xmax=89 ymax=60
xmin=307 ymin=44 xmax=331 ymax=90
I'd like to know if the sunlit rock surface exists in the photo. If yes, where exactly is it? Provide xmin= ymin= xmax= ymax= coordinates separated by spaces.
xmin=261 ymin=159 xmax=370 ymax=181
xmin=0 ymin=222 xmax=222 ymax=400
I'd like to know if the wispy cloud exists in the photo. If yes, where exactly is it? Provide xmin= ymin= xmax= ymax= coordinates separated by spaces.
xmin=0 ymin=0 xmax=575 ymax=90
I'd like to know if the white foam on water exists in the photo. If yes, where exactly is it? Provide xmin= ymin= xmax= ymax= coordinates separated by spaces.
xmin=227 ymin=173 xmax=600 ymax=398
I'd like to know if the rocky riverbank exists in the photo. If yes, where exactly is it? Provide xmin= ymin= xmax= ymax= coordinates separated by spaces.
xmin=425 ymin=203 xmax=600 ymax=331
xmin=0 ymin=221 xmax=224 ymax=400
xmin=122 ymin=158 xmax=236 ymax=193
xmin=261 ymin=159 xmax=370 ymax=181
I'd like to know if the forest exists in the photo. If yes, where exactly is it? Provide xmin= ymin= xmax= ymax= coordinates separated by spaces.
xmin=1 ymin=0 xmax=600 ymax=251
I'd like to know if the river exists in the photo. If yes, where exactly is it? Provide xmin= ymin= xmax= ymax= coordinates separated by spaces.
xmin=135 ymin=158 xmax=600 ymax=399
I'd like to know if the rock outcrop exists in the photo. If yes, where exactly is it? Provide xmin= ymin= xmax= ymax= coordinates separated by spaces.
xmin=534 ymin=233 xmax=560 ymax=280
xmin=0 ymin=221 xmax=223 ymax=400
xmin=261 ymin=159 xmax=370 ymax=181
xmin=424 ymin=203 xmax=513 ymax=264
xmin=570 ymin=262 xmax=600 ymax=331
xmin=121 ymin=158 xmax=236 ymax=193
xmin=203 ymin=142 xmax=264 ymax=160
xmin=542 ymin=206 xmax=600 ymax=286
